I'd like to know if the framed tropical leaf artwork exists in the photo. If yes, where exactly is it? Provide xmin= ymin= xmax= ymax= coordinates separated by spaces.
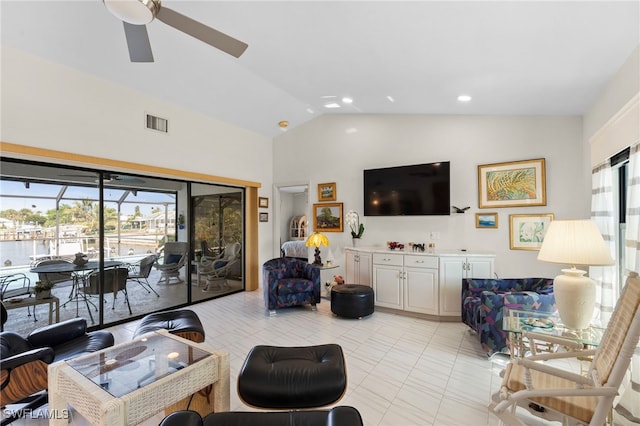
xmin=478 ymin=158 xmax=546 ymax=208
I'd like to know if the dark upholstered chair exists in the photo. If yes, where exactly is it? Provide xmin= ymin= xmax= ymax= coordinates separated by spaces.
xmin=461 ymin=278 xmax=556 ymax=356
xmin=159 ymin=406 xmax=364 ymax=426
xmin=133 ymin=309 xmax=205 ymax=343
xmin=263 ymin=257 xmax=320 ymax=315
xmin=0 ymin=318 xmax=114 ymax=423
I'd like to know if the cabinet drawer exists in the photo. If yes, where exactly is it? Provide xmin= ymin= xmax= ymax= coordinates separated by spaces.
xmin=404 ymin=255 xmax=438 ymax=269
xmin=372 ymin=253 xmax=403 ymax=266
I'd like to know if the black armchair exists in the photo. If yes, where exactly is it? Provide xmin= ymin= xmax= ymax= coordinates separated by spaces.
xmin=0 ymin=316 xmax=114 ymax=424
xmin=159 ymin=406 xmax=364 ymax=426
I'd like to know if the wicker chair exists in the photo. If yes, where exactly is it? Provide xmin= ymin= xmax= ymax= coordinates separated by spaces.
xmin=155 ymin=242 xmax=188 ymax=284
xmin=488 ymin=271 xmax=640 ymax=426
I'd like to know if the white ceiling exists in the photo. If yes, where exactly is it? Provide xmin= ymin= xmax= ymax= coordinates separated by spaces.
xmin=2 ymin=1 xmax=639 ymax=137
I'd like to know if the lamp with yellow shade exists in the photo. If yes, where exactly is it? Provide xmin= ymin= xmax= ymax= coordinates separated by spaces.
xmin=537 ymin=219 xmax=614 ymax=330
xmin=305 ymin=232 xmax=329 ymax=266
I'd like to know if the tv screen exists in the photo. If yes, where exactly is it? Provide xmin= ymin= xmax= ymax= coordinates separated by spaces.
xmin=364 ymin=162 xmax=450 ymax=216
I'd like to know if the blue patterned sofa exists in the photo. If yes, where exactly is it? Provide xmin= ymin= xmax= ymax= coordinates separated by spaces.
xmin=263 ymin=257 xmax=321 ymax=315
xmin=462 ymin=278 xmax=556 ymax=356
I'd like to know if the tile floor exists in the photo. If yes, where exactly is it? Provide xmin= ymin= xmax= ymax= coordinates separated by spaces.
xmin=1 ymin=289 xmax=610 ymax=426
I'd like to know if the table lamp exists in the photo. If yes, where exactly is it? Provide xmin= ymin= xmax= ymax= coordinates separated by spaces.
xmin=305 ymin=232 xmax=329 ymax=266
xmin=537 ymin=219 xmax=614 ymax=330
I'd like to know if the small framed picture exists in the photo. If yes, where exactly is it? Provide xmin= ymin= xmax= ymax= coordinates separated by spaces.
xmin=318 ymin=182 xmax=337 ymax=202
xmin=509 ymin=213 xmax=554 ymax=250
xmin=259 ymin=197 xmax=269 ymax=208
xmin=476 ymin=212 xmax=498 ymax=229
xmin=259 ymin=212 xmax=269 ymax=222
xmin=312 ymin=202 xmax=343 ymax=232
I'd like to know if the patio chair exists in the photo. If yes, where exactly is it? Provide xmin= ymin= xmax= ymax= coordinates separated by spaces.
xmin=84 ymin=267 xmax=132 ymax=315
xmin=201 ymin=242 xmax=241 ymax=291
xmin=36 ymin=259 xmax=77 ymax=306
xmin=488 ymin=271 xmax=640 ymax=426
xmin=0 ymin=273 xmax=35 ymax=322
xmin=155 ymin=242 xmax=188 ymax=285
xmin=127 ymin=254 xmax=159 ymax=297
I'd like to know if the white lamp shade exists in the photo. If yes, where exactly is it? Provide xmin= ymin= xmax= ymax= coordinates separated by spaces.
xmin=537 ymin=219 xmax=614 ymax=329
xmin=537 ymin=220 xmax=614 ymax=266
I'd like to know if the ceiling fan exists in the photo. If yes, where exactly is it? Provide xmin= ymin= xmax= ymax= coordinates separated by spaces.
xmin=59 ymin=173 xmax=146 ymax=184
xmin=102 ymin=0 xmax=248 ymax=62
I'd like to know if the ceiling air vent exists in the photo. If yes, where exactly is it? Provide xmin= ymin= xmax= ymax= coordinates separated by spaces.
xmin=145 ymin=113 xmax=168 ymax=133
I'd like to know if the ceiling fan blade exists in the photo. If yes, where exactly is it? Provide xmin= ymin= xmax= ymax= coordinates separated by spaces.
xmin=123 ymin=22 xmax=154 ymax=62
xmin=156 ymin=7 xmax=248 ymax=58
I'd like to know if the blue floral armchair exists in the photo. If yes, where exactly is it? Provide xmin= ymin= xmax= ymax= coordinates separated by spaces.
xmin=263 ymin=258 xmax=321 ymax=315
xmin=462 ymin=278 xmax=556 ymax=356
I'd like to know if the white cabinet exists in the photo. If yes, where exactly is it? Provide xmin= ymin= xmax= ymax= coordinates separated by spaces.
xmin=404 ymin=255 xmax=439 ymax=315
xmin=438 ymin=256 xmax=495 ymax=317
xmin=345 ymin=248 xmax=495 ymax=318
xmin=372 ymin=253 xmax=404 ymax=309
xmin=345 ymin=248 xmax=372 ymax=286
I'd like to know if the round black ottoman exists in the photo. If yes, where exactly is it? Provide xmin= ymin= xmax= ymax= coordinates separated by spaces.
xmin=331 ymin=284 xmax=374 ymax=318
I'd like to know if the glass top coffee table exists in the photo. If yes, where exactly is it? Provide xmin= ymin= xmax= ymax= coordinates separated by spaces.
xmin=504 ymin=309 xmax=605 ymax=358
xmin=48 ymin=330 xmax=230 ymax=426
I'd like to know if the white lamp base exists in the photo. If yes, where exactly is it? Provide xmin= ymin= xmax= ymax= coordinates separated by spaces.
xmin=553 ymin=267 xmax=595 ymax=330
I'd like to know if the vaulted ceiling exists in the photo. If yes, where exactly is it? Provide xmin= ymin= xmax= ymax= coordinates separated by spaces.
xmin=2 ymin=1 xmax=639 ymax=137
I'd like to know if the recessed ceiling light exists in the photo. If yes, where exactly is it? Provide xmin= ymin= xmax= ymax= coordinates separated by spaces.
xmin=457 ymin=95 xmax=472 ymax=102
xmin=386 ymin=95 xmax=395 ymax=103
xmin=278 ymin=120 xmax=289 ymax=128
xmin=324 ymin=103 xmax=341 ymax=109
xmin=342 ymin=97 xmax=353 ymax=104
xmin=306 ymin=107 xmax=315 ymax=114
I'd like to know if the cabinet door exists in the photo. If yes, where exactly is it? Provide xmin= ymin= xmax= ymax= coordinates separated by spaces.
xmin=344 ymin=250 xmax=372 ymax=286
xmin=404 ymin=266 xmax=438 ymax=314
xmin=373 ymin=265 xmax=403 ymax=309
xmin=438 ymin=257 xmax=465 ymax=317
xmin=467 ymin=257 xmax=495 ymax=279
xmin=357 ymin=252 xmax=372 ymax=286
xmin=345 ymin=249 xmax=357 ymax=284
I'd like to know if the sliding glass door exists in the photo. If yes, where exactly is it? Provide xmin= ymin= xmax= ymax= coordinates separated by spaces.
xmin=191 ymin=183 xmax=244 ymax=301
xmin=0 ymin=159 xmax=238 ymax=334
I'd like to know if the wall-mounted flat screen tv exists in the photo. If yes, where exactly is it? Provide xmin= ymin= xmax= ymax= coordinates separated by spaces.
xmin=364 ymin=162 xmax=450 ymax=216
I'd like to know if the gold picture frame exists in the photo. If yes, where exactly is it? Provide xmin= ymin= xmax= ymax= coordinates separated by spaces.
xmin=509 ymin=213 xmax=554 ymax=250
xmin=476 ymin=212 xmax=498 ymax=229
xmin=318 ymin=182 xmax=337 ymax=202
xmin=478 ymin=158 xmax=546 ymax=208
xmin=258 ymin=197 xmax=269 ymax=208
xmin=313 ymin=202 xmax=343 ymax=232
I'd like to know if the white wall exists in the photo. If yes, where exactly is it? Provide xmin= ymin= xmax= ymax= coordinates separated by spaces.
xmin=585 ymin=44 xmax=640 ymax=166
xmin=273 ymin=114 xmax=585 ymax=278
xmin=0 ymin=47 xmax=275 ymax=272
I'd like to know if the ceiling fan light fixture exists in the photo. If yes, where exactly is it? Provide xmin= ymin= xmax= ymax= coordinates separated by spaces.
xmin=103 ymin=0 xmax=158 ymax=25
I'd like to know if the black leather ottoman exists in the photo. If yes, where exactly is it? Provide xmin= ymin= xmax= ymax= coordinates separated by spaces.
xmin=331 ymin=284 xmax=374 ymax=318
xmin=238 ymin=344 xmax=346 ymax=409
xmin=132 ymin=309 xmax=205 ymax=343
xmin=159 ymin=406 xmax=364 ymax=426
